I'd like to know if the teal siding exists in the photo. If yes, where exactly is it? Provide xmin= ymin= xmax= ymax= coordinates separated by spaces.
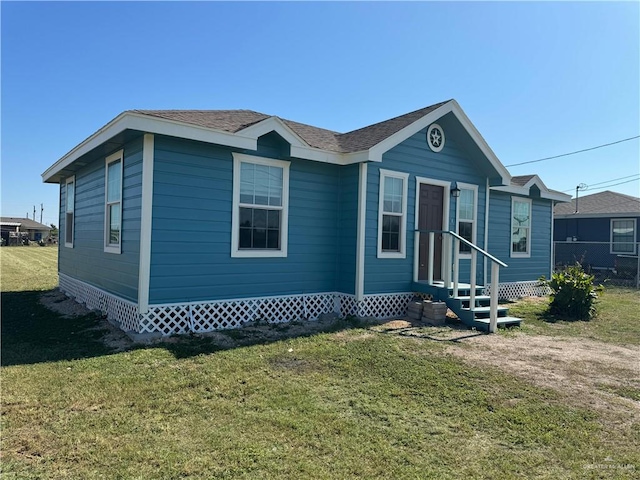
xmin=336 ymin=164 xmax=359 ymax=294
xmin=148 ymin=135 xmax=344 ymax=304
xmin=363 ymin=113 xmax=489 ymax=294
xmin=488 ymin=191 xmax=552 ymax=282
xmin=58 ymin=138 xmax=143 ymax=301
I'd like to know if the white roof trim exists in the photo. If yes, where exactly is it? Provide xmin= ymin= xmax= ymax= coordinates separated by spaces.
xmin=555 ymin=212 xmax=640 ymax=219
xmin=43 ymin=101 xmax=521 ymax=184
xmin=367 ymin=100 xmax=511 ymax=185
xmin=491 ymin=184 xmax=571 ymax=202
xmin=42 ymin=113 xmax=257 ymax=182
xmin=236 ymin=116 xmax=309 ymax=149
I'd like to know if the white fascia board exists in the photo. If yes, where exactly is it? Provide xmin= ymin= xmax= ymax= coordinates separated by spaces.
xmin=541 ymin=191 xmax=572 ymax=202
xmin=368 ymin=100 xmax=511 ymax=185
xmin=522 ymin=174 xmax=546 ymax=191
xmin=288 ymin=145 xmax=369 ymax=165
xmin=289 ymin=144 xmax=344 ymax=164
xmin=490 ymin=185 xmax=529 ymax=195
xmin=555 ymin=212 xmax=640 ymax=219
xmin=490 ymin=183 xmax=571 ymax=202
xmin=448 ymin=100 xmax=511 ymax=184
xmin=368 ymin=103 xmax=455 ymax=162
xmin=236 ymin=116 xmax=308 ymax=148
xmin=42 ymin=113 xmax=257 ymax=183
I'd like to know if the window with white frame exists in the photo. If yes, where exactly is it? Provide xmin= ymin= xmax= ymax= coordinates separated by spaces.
xmin=456 ymin=185 xmax=477 ymax=254
xmin=105 ymin=150 xmax=123 ymax=254
xmin=377 ymin=169 xmax=409 ymax=258
xmin=511 ymin=197 xmax=531 ymax=257
xmin=231 ymin=153 xmax=290 ymax=258
xmin=64 ymin=176 xmax=75 ymax=248
xmin=611 ymin=218 xmax=636 ymax=254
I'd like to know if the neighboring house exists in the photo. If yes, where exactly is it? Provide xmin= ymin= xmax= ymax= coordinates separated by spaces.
xmin=42 ymin=99 xmax=570 ymax=336
xmin=0 ymin=217 xmax=52 ymax=242
xmin=554 ymin=190 xmax=640 ymax=272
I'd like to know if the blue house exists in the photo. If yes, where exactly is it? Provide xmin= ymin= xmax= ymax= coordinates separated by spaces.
xmin=42 ymin=100 xmax=569 ymax=335
xmin=554 ymin=190 xmax=640 ymax=275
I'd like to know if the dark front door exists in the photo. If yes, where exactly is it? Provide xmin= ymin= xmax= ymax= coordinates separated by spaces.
xmin=418 ymin=184 xmax=444 ymax=281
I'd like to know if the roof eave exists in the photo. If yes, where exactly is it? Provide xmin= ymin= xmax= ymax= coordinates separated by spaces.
xmin=555 ymin=211 xmax=640 ymax=219
xmin=42 ymin=113 xmax=259 ymax=183
xmin=366 ymin=100 xmax=511 ymax=185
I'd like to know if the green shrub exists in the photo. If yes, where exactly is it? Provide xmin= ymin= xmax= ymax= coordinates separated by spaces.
xmin=540 ymin=263 xmax=602 ymax=320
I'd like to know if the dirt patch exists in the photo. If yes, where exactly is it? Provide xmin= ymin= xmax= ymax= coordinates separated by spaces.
xmin=40 ymin=289 xmax=94 ymax=318
xmin=39 ymin=289 xmax=133 ymax=352
xmin=443 ymin=333 xmax=640 ymax=415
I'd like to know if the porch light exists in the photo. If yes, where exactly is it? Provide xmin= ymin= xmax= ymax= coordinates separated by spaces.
xmin=451 ymin=182 xmax=461 ymax=198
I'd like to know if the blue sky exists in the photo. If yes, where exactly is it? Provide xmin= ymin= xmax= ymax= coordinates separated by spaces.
xmin=2 ymin=1 xmax=639 ymax=226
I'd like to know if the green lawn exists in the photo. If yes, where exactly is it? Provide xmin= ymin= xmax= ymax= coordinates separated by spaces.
xmin=2 ymin=247 xmax=639 ymax=479
xmin=506 ymin=288 xmax=640 ymax=346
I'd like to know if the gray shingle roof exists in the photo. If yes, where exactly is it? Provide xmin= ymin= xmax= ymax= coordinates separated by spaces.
xmin=0 ymin=217 xmax=51 ymax=230
xmin=131 ymin=100 xmax=450 ymax=154
xmin=554 ymin=191 xmax=640 ymax=216
xmin=511 ymin=175 xmax=535 ymax=187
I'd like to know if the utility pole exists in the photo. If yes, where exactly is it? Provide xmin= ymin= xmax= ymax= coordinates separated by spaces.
xmin=40 ymin=204 xmax=44 ymax=224
xmin=574 ymin=184 xmax=587 ymax=214
xmin=33 ymin=205 xmax=36 ymax=221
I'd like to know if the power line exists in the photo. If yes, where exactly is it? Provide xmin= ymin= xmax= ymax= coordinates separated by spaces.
xmin=561 ymin=174 xmax=640 ymax=192
xmin=505 ymin=135 xmax=640 ymax=167
xmin=580 ymin=177 xmax=640 ymax=192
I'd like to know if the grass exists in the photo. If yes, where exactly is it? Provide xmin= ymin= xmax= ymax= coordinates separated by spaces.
xmin=2 ymin=247 xmax=639 ymax=479
xmin=506 ymin=287 xmax=640 ymax=345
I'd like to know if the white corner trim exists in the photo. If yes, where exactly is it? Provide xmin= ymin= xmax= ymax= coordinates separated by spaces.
xmin=104 ymin=149 xmax=124 ymax=255
xmin=377 ymin=169 xmax=409 ymax=259
xmin=231 ymin=153 xmax=290 ymax=258
xmin=138 ymin=134 xmax=155 ymax=314
xmin=355 ymin=162 xmax=368 ymax=301
xmin=64 ymin=175 xmax=75 ymax=248
xmin=484 ymin=178 xmax=490 ymax=287
xmin=455 ymin=182 xmax=479 ymax=258
xmin=510 ymin=196 xmax=532 ymax=258
xmin=550 ymin=204 xmax=555 ymax=278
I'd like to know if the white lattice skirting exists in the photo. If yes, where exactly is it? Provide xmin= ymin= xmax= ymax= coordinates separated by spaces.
xmin=484 ymin=280 xmax=551 ymax=300
xmin=58 ymin=273 xmax=140 ymax=332
xmin=58 ymin=273 xmax=546 ymax=336
xmin=57 ymin=274 xmax=422 ymax=336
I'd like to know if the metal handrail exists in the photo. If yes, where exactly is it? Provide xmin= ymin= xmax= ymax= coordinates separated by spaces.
xmin=415 ymin=230 xmax=507 ymax=268
xmin=414 ymin=229 xmax=507 ymax=333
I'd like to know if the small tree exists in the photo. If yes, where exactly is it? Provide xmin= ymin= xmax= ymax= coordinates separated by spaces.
xmin=540 ymin=263 xmax=602 ymax=320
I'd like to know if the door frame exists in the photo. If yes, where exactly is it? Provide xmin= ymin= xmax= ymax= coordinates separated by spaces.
xmin=414 ymin=176 xmax=451 ymax=282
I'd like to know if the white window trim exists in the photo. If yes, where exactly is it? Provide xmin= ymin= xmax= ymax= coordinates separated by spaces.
xmin=64 ymin=175 xmax=75 ymax=248
xmin=104 ymin=150 xmax=124 ymax=254
xmin=511 ymin=197 xmax=532 ymax=258
xmin=377 ymin=169 xmax=409 ymax=259
xmin=455 ymin=182 xmax=478 ymax=258
xmin=231 ymin=153 xmax=290 ymax=258
xmin=610 ymin=218 xmax=637 ymax=255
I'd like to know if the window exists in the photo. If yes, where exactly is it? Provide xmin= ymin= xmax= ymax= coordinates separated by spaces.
xmin=64 ymin=176 xmax=75 ymax=248
xmin=104 ymin=150 xmax=123 ymax=254
xmin=611 ymin=219 xmax=636 ymax=254
xmin=231 ymin=153 xmax=290 ymax=258
xmin=511 ymin=197 xmax=531 ymax=257
xmin=377 ymin=169 xmax=409 ymax=258
xmin=456 ymin=184 xmax=477 ymax=254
